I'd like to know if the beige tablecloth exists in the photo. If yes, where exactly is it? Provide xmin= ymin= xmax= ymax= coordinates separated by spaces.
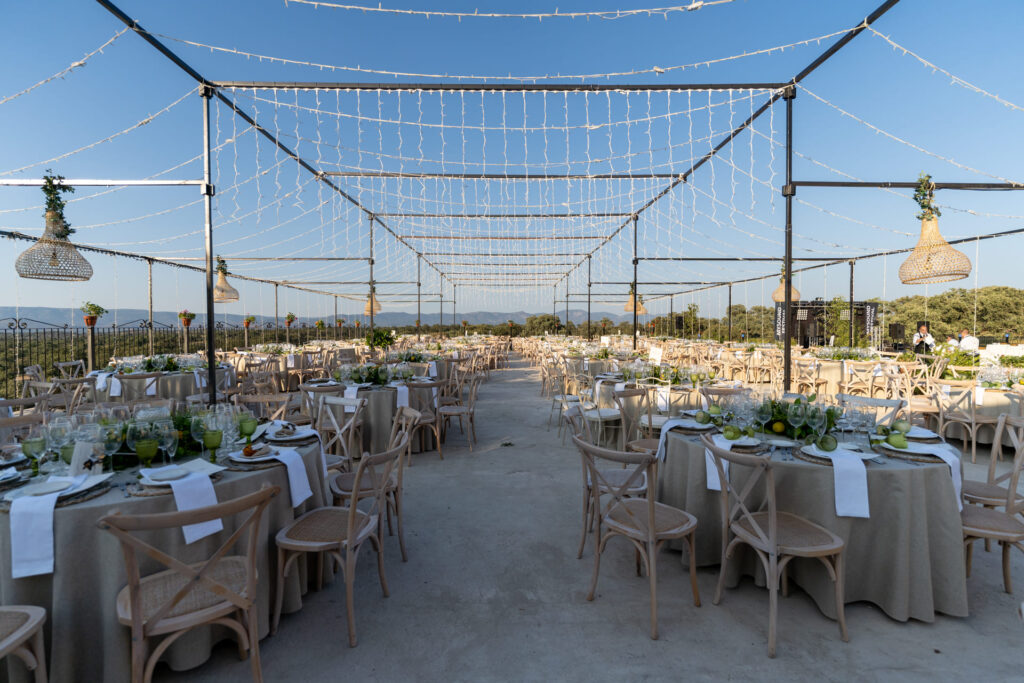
xmin=656 ymin=433 xmax=967 ymax=622
xmin=0 ymin=442 xmax=327 ymax=683
xmin=93 ymin=368 xmax=232 ymax=404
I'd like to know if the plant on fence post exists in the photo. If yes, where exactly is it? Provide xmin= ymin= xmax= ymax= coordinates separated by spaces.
xmin=284 ymin=312 xmax=297 ymax=328
xmin=178 ymin=309 xmax=196 ymax=328
xmin=243 ymin=315 xmax=255 ymax=328
xmin=365 ymin=328 xmax=396 ymax=350
xmin=79 ymin=301 xmax=107 ymax=327
xmin=315 ymin=319 xmax=325 ymax=330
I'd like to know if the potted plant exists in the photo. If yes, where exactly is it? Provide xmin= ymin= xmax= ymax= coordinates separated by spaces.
xmin=315 ymin=319 xmax=325 ymax=330
xmin=243 ymin=315 xmax=256 ymax=329
xmin=336 ymin=318 xmax=344 ymax=328
xmin=365 ymin=328 xmax=396 ymax=351
xmin=284 ymin=312 xmax=297 ymax=328
xmin=79 ymin=301 xmax=107 ymax=327
xmin=178 ymin=309 xmax=196 ymax=328
xmin=355 ymin=321 xmax=361 ymax=330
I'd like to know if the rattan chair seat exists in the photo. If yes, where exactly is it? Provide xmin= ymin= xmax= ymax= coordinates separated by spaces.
xmin=605 ymin=499 xmax=696 ymax=538
xmin=641 ymin=414 xmax=669 ymax=428
xmin=116 ymin=556 xmax=248 ymax=635
xmin=961 ymin=505 xmax=1024 ymax=541
xmin=0 ymin=612 xmax=29 ymax=642
xmin=276 ymin=507 xmax=373 ymax=549
xmin=734 ymin=512 xmax=843 ymax=556
xmin=963 ymin=480 xmax=1024 ymax=507
xmin=627 ymin=438 xmax=661 ymax=453
xmin=582 ymin=408 xmax=620 ymax=421
xmin=331 ymin=471 xmax=397 ymax=496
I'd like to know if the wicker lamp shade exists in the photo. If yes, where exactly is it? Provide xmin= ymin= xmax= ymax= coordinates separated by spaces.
xmin=213 ymin=270 xmax=240 ymax=302
xmin=15 ymin=212 xmax=92 ymax=281
xmin=624 ymin=293 xmax=647 ymax=314
xmin=364 ymin=292 xmax=382 ymax=315
xmin=898 ymin=218 xmax=971 ymax=285
xmin=771 ymin=281 xmax=800 ymax=303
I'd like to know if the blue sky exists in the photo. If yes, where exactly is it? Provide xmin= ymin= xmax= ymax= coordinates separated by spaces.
xmin=1 ymin=0 xmax=1022 ymax=326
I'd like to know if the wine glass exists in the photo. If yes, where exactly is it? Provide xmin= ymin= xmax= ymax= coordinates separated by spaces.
xmin=127 ymin=423 xmax=160 ymax=469
xmin=44 ymin=417 xmax=72 ymax=472
xmin=20 ymin=424 xmax=47 ymax=477
xmin=109 ymin=405 xmax=131 ymax=424
xmin=191 ymin=415 xmax=208 ymax=460
xmin=756 ymin=400 xmax=774 ymax=442
xmin=237 ymin=410 xmax=258 ymax=445
xmin=102 ymin=423 xmax=124 ymax=471
xmin=806 ymin=405 xmax=826 ymax=444
xmin=154 ymin=419 xmax=178 ymax=464
xmin=786 ymin=402 xmax=806 ymax=443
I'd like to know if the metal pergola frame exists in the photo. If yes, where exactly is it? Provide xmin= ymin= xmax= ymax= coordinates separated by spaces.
xmin=72 ymin=0 xmax=1019 ymax=400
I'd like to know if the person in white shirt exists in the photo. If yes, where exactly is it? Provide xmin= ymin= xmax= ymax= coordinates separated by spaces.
xmin=912 ymin=324 xmax=935 ymax=353
xmin=959 ymin=328 xmax=980 ymax=352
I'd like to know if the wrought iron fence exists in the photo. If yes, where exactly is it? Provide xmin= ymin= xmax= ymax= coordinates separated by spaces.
xmin=0 ymin=318 xmax=356 ymax=398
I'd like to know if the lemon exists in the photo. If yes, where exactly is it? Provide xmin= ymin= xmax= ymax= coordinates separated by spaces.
xmin=771 ymin=421 xmax=786 ymax=434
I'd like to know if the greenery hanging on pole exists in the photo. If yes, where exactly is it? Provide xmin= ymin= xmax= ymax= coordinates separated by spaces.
xmin=41 ymin=169 xmax=75 ymax=239
xmin=913 ymin=172 xmax=941 ymax=221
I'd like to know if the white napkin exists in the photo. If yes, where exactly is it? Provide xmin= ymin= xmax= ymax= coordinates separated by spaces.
xmin=10 ymin=474 xmax=87 ymax=578
xmin=0 ymin=467 xmax=17 ymax=482
xmin=193 ymin=369 xmax=207 ymax=389
xmin=451 ymin=351 xmax=459 ymax=360
xmin=108 ymin=375 xmax=123 ymax=397
xmin=92 ymin=371 xmax=112 ymax=391
xmin=272 ymin=447 xmax=313 ymax=507
xmin=583 ymin=359 xmax=589 ymax=370
xmin=654 ymin=418 xmax=693 ymax=462
xmin=139 ymin=462 xmax=223 ymax=544
xmin=907 ymin=425 xmax=938 ymax=439
xmin=69 ymin=441 xmax=101 ymax=476
xmin=343 ymin=385 xmax=359 ymax=413
xmin=704 ymin=434 xmax=733 ymax=491
xmin=819 ymin=447 xmax=870 ymax=518
xmin=428 ymin=361 xmax=438 ymax=377
xmin=975 ymin=386 xmax=986 ymax=406
xmin=287 ymin=354 xmax=296 ymax=368
xmin=656 ymin=386 xmax=671 ymax=412
xmin=614 ymin=382 xmax=626 ymax=392
xmin=394 ymin=384 xmax=410 ymax=408
xmin=912 ymin=442 xmax=964 ymax=511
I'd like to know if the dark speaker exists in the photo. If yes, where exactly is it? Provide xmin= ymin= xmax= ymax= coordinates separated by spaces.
xmin=889 ymin=323 xmax=905 ymax=339
xmin=675 ymin=315 xmax=685 ymax=330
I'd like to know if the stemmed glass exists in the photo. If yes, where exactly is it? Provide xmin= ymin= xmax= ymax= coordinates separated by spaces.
xmin=126 ymin=423 xmax=160 ymax=469
xmin=202 ymin=417 xmax=224 ymax=464
xmin=154 ymin=420 xmax=178 ymax=464
xmin=237 ymin=410 xmax=258 ymax=446
xmin=805 ymin=405 xmax=826 ymax=445
xmin=191 ymin=414 xmax=209 ymax=460
xmin=787 ymin=402 xmax=807 ymax=448
xmin=102 ymin=423 xmax=124 ymax=471
xmin=756 ymin=400 xmax=774 ymax=443
xmin=21 ymin=424 xmax=48 ymax=477
xmin=44 ymin=417 xmax=72 ymax=473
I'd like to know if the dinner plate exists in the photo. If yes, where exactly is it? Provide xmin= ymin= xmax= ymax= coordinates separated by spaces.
xmin=878 ymin=440 xmax=938 ymax=456
xmin=267 ymin=428 xmax=316 ymax=442
xmin=228 ymin=448 xmax=280 ymax=464
xmin=671 ymin=419 xmax=715 ymax=431
xmin=767 ymin=438 xmax=797 ymax=448
xmin=725 ymin=436 xmax=761 ymax=448
xmin=149 ymin=466 xmax=188 ymax=482
xmin=23 ymin=480 xmax=72 ymax=496
xmin=0 ymin=452 xmax=27 ymax=467
xmin=906 ymin=426 xmax=939 ymax=440
xmin=800 ymin=444 xmax=875 ymax=461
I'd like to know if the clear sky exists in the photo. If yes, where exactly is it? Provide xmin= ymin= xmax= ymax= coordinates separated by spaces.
xmin=1 ymin=0 xmax=1022 ymax=326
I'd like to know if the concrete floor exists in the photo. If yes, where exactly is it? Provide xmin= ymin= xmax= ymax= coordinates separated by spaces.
xmin=158 ymin=358 xmax=1024 ymax=682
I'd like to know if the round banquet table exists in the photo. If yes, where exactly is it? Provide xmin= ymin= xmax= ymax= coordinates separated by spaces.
xmin=351 ymin=383 xmax=438 ymax=455
xmin=0 ymin=443 xmax=327 ymax=683
xmin=92 ymin=368 xmax=233 ymax=404
xmin=656 ymin=432 xmax=968 ymax=623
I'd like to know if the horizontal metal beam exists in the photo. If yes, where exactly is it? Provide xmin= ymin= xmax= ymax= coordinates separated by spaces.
xmin=792 ymin=180 xmax=1024 ymax=190
xmin=638 ymin=256 xmax=842 ymax=262
xmin=380 ymin=212 xmax=630 ymax=218
xmin=163 ymin=256 xmax=370 ymax=262
xmin=442 ymin=271 xmax=569 ymax=276
xmin=432 ymin=262 xmax=576 ymax=267
xmin=325 ymin=171 xmax=681 ymax=180
xmin=277 ymin=280 xmax=418 ymax=285
xmin=0 ymin=178 xmax=203 ymax=187
xmin=399 ymin=235 xmax=608 ymax=241
xmin=591 ymin=281 xmax=718 ymax=285
xmin=422 ymin=252 xmax=590 ymax=256
xmin=215 ymin=81 xmax=788 ymax=92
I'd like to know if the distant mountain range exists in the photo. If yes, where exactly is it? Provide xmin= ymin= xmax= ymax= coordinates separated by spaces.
xmin=0 ymin=306 xmax=638 ymax=328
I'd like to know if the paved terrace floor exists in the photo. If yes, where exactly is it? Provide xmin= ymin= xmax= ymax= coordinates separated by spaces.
xmin=159 ymin=357 xmax=1023 ymax=682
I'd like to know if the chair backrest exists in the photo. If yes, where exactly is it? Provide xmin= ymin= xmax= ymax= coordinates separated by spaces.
xmin=0 ymin=394 xmax=49 ymax=417
xmin=701 ymin=433 xmax=778 ymax=553
xmin=97 ymin=485 xmax=279 ymax=639
xmin=700 ymin=386 xmax=747 ymax=404
xmin=232 ymin=393 xmax=291 ymax=421
xmin=463 ymin=374 xmax=483 ymax=409
xmin=344 ymin=434 xmax=408 ymax=544
xmin=562 ymin=404 xmax=594 ymax=443
xmin=317 ymin=395 xmax=366 ymax=460
xmin=115 ymin=373 xmax=162 ymax=402
xmin=298 ymin=383 xmax=344 ymax=424
xmin=933 ymin=378 xmax=976 ymax=419
xmin=835 ymin=393 xmax=906 ymax=426
xmin=613 ymin=388 xmax=649 ymax=443
xmin=571 ymin=435 xmax=656 ymax=541
xmin=52 ymin=377 xmax=98 ymax=412
xmin=53 ymin=360 xmax=85 ymax=379
xmin=843 ymin=360 xmax=881 ymax=385
xmin=0 ymin=413 xmax=46 ymax=446
xmin=987 ymin=414 xmax=1024 ymax=514
xmin=388 ymin=406 xmax=421 ymax=452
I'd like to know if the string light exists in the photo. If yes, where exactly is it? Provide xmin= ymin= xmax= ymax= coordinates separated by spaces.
xmin=283 ymin=0 xmax=737 ymax=21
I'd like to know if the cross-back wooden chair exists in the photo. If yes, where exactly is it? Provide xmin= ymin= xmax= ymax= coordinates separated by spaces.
xmin=572 ymin=435 xmax=699 ymax=639
xmin=0 ymin=605 xmax=48 ymax=683
xmin=791 ymin=359 xmax=828 ymax=396
xmin=404 ymin=379 xmax=445 ymax=462
xmin=837 ymin=360 xmax=884 ymax=397
xmin=934 ymin=379 xmax=998 ymax=463
xmin=297 ymin=383 xmax=345 ymax=426
xmin=273 ymin=435 xmax=408 ymax=646
xmin=0 ymin=413 xmax=47 ymax=447
xmin=439 ymin=373 xmax=483 ymax=451
xmin=962 ymin=413 xmax=1024 ymax=593
xmin=114 ymin=373 xmax=162 ymax=403
xmin=613 ymin=388 xmax=659 ymax=454
xmin=96 ymin=485 xmax=280 ymax=683
xmin=232 ymin=393 xmax=290 ymax=422
xmin=963 ymin=414 xmax=1024 ymax=512
xmin=701 ymin=434 xmax=848 ymax=657
xmin=316 ymin=395 xmax=367 ymax=473
xmin=0 ymin=395 xmax=49 ymax=418
xmin=17 ymin=366 xmax=45 ymax=398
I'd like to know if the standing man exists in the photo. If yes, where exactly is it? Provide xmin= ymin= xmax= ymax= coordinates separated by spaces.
xmin=913 ymin=323 xmax=935 ymax=354
xmin=959 ymin=328 xmax=980 ymax=353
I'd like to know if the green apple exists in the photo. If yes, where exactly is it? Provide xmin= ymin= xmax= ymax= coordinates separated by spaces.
xmin=722 ymin=425 xmax=741 ymax=440
xmin=744 ymin=426 xmax=756 ymax=438
xmin=886 ymin=433 xmax=908 ymax=449
xmin=875 ymin=425 xmax=890 ymax=436
xmin=817 ymin=434 xmax=838 ymax=452
xmin=892 ymin=419 xmax=911 ymax=434
xmin=708 ymin=405 xmax=723 ymax=416
xmin=695 ymin=411 xmax=710 ymax=424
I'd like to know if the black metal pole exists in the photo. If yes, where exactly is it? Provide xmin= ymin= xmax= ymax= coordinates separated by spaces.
xmin=586 ymin=255 xmax=592 ymax=341
xmin=274 ymin=284 xmax=279 ymax=341
xmin=452 ymin=284 xmax=456 ymax=337
xmin=147 ymin=259 xmax=154 ymax=356
xmin=201 ymin=86 xmax=217 ymax=405
xmin=783 ymin=86 xmax=795 ymax=392
xmin=849 ymin=260 xmax=856 ymax=346
xmin=632 ymin=214 xmax=639 ymax=350
xmin=565 ymin=280 xmax=569 ymax=334
xmin=728 ymin=283 xmax=733 ymax=341
xmin=368 ymin=214 xmax=375 ymax=335
xmin=669 ymin=295 xmax=674 ymax=339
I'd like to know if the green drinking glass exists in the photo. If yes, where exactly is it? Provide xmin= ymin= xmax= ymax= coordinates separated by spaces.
xmin=203 ymin=429 xmax=223 ymax=463
xmin=134 ymin=438 xmax=160 ymax=468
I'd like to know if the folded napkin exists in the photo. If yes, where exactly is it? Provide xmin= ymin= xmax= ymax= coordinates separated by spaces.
xmin=272 ymin=447 xmax=313 ymax=508
xmin=975 ymin=386 xmax=986 ymax=406
xmin=10 ymin=474 xmax=87 ymax=578
xmin=69 ymin=441 xmax=102 ymax=476
xmin=654 ymin=418 xmax=694 ymax=462
xmin=583 ymin=359 xmax=589 ymax=370
xmin=911 ymin=442 xmax=964 ymax=511
xmin=614 ymin=382 xmax=626 ymax=392
xmin=906 ymin=425 xmax=938 ymax=439
xmin=428 ymin=361 xmax=438 ymax=378
xmin=0 ymin=467 xmax=17 ymax=481
xmin=703 ymin=434 xmax=733 ymax=491
xmin=193 ymin=369 xmax=207 ymax=389
xmin=818 ymin=447 xmax=870 ymax=518
xmin=287 ymin=354 xmax=296 ymax=368
xmin=656 ymin=387 xmax=671 ymax=412
xmin=343 ymin=385 xmax=359 ymax=413
xmin=138 ymin=465 xmax=222 ymax=544
xmin=394 ymin=384 xmax=410 ymax=408
xmin=106 ymin=374 xmax=123 ymax=397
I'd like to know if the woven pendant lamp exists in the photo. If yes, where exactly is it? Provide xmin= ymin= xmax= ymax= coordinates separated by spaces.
xmin=213 ymin=257 xmax=239 ymax=302
xmin=15 ymin=212 xmax=92 ymax=281
xmin=364 ymin=289 xmax=382 ymax=315
xmin=771 ymin=280 xmax=800 ymax=303
xmin=898 ymin=217 xmax=971 ymax=284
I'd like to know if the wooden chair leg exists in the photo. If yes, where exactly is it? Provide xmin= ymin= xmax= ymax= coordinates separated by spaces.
xmin=686 ymin=533 xmax=701 ymax=607
xmin=834 ymin=553 xmax=849 ymax=642
xmin=576 ymin=489 xmax=591 ymax=559
xmin=345 ymin=551 xmax=358 ymax=647
xmin=247 ymin=608 xmax=264 ymax=683
xmin=272 ymin=546 xmax=287 ymax=635
xmin=767 ymin=555 xmax=779 ymax=658
xmin=965 ymin=538 xmax=974 ymax=577
xmin=647 ymin=541 xmax=659 ymax=640
xmin=1002 ymin=541 xmax=1013 ymax=593
xmin=586 ymin=526 xmax=603 ymax=601
xmin=31 ymin=627 xmax=47 ymax=683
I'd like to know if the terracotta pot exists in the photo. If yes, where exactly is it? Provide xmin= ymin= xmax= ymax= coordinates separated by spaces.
xmin=285 ymin=320 xmax=292 ymax=328
xmin=181 ymin=318 xmax=192 ymax=328
xmin=83 ymin=315 xmax=97 ymax=327
xmin=336 ymin=321 xmax=343 ymax=328
xmin=243 ymin=321 xmax=251 ymax=329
